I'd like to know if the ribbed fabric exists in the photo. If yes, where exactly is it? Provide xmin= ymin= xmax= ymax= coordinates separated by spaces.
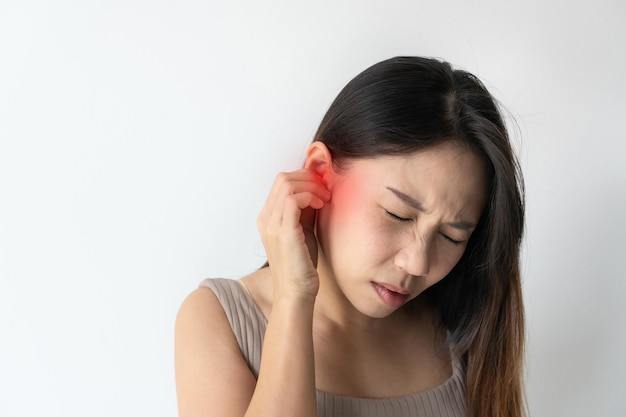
xmin=200 ymin=278 xmax=466 ymax=417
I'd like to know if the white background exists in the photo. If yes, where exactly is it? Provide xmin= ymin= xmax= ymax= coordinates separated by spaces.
xmin=1 ymin=1 xmax=624 ymax=416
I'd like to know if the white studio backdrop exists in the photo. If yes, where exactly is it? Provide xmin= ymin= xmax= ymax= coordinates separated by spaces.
xmin=1 ymin=1 xmax=624 ymax=416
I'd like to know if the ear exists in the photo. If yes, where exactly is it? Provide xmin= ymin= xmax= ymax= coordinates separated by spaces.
xmin=304 ymin=141 xmax=336 ymax=188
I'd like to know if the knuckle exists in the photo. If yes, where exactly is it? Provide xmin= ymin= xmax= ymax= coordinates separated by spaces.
xmin=284 ymin=193 xmax=297 ymax=205
xmin=277 ymin=179 xmax=296 ymax=196
xmin=275 ymin=172 xmax=289 ymax=183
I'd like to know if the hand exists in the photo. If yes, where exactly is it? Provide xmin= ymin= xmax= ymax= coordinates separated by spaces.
xmin=257 ymin=169 xmax=331 ymax=299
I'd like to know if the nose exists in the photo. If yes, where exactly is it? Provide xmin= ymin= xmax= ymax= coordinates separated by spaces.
xmin=393 ymin=237 xmax=431 ymax=277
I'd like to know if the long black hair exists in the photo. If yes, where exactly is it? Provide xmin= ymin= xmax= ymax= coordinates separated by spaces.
xmin=313 ymin=56 xmax=526 ymax=417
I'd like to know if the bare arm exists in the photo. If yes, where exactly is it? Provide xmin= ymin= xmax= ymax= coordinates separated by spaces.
xmin=175 ymin=165 xmax=330 ymax=417
xmin=245 ymin=294 xmax=317 ymax=417
xmin=175 ymin=286 xmax=318 ymax=417
xmin=175 ymin=287 xmax=256 ymax=417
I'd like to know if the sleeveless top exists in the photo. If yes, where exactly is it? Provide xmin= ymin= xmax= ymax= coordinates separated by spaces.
xmin=200 ymin=278 xmax=467 ymax=417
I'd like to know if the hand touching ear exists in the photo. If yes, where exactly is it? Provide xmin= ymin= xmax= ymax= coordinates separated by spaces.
xmin=256 ymin=142 xmax=334 ymax=299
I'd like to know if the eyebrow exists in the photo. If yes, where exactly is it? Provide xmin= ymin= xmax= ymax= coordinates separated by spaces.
xmin=386 ymin=186 xmax=476 ymax=231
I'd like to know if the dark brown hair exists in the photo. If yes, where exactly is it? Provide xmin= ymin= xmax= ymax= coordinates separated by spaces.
xmin=314 ymin=56 xmax=526 ymax=417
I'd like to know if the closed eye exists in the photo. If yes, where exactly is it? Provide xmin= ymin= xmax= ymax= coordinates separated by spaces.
xmin=385 ymin=210 xmax=411 ymax=222
xmin=440 ymin=233 xmax=463 ymax=245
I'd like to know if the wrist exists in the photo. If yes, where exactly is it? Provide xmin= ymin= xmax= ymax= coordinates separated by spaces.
xmin=270 ymin=271 xmax=320 ymax=302
xmin=272 ymin=289 xmax=317 ymax=309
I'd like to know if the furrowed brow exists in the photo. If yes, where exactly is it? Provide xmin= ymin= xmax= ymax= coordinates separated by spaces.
xmin=446 ymin=220 xmax=476 ymax=231
xmin=386 ymin=186 xmax=476 ymax=231
xmin=387 ymin=187 xmax=428 ymax=213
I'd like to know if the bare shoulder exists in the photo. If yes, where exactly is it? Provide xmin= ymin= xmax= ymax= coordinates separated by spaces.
xmin=175 ymin=286 xmax=256 ymax=417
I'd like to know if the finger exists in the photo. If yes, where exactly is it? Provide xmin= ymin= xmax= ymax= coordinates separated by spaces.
xmin=260 ymin=192 xmax=323 ymax=265
xmin=263 ymin=191 xmax=314 ymax=243
xmin=259 ymin=175 xmax=329 ymax=232
xmin=269 ymin=171 xmax=330 ymax=202
xmin=258 ymin=169 xmax=330 ymax=250
xmin=281 ymin=192 xmax=325 ymax=232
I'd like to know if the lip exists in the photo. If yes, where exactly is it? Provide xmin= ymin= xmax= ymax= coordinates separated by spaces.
xmin=372 ymin=282 xmax=410 ymax=308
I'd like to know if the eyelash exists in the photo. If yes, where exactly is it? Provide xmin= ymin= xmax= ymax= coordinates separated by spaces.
xmin=441 ymin=234 xmax=463 ymax=245
xmin=385 ymin=210 xmax=463 ymax=245
xmin=385 ymin=210 xmax=411 ymax=222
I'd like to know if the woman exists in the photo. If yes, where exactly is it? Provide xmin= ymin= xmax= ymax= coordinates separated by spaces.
xmin=175 ymin=56 xmax=526 ymax=417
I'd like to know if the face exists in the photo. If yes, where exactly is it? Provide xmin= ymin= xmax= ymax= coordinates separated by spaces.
xmin=315 ymin=140 xmax=488 ymax=319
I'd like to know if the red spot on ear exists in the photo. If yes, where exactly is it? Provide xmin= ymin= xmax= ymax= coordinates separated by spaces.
xmin=315 ymin=172 xmax=329 ymax=190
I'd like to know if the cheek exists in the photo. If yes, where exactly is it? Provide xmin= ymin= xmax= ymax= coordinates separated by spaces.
xmin=317 ymin=191 xmax=386 ymax=257
xmin=318 ymin=181 xmax=364 ymax=237
xmin=430 ymin=246 xmax=466 ymax=282
xmin=329 ymin=179 xmax=363 ymax=213
xmin=318 ymin=200 xmax=362 ymax=248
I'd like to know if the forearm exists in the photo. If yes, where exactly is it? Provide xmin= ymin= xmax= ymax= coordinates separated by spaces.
xmin=245 ymin=294 xmax=317 ymax=417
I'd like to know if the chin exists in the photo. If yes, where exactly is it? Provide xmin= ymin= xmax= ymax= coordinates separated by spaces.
xmin=351 ymin=300 xmax=404 ymax=319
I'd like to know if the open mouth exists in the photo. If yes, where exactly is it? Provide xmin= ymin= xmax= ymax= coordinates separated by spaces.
xmin=372 ymin=282 xmax=410 ymax=308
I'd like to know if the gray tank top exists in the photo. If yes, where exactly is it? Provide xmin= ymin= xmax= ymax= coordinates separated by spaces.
xmin=200 ymin=278 xmax=466 ymax=417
